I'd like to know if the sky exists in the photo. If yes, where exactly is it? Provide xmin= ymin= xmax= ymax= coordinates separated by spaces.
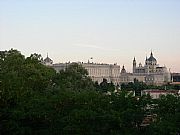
xmin=0 ymin=0 xmax=180 ymax=72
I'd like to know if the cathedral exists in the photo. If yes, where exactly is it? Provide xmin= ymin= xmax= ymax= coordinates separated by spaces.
xmin=120 ymin=51 xmax=171 ymax=85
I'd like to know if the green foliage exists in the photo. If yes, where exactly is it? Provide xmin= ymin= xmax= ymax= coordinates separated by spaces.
xmin=148 ymin=95 xmax=180 ymax=135
xmin=0 ymin=49 xmax=56 ymax=108
xmin=52 ymin=63 xmax=95 ymax=91
xmin=99 ymin=78 xmax=115 ymax=93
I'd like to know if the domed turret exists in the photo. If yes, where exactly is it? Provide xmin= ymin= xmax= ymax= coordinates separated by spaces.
xmin=147 ymin=52 xmax=157 ymax=62
xmin=145 ymin=56 xmax=148 ymax=65
xmin=133 ymin=57 xmax=136 ymax=73
xmin=121 ymin=65 xmax=126 ymax=74
xmin=44 ymin=53 xmax=53 ymax=66
xmin=146 ymin=51 xmax=157 ymax=65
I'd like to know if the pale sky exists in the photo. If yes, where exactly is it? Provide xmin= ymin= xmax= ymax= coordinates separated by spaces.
xmin=0 ymin=0 xmax=180 ymax=72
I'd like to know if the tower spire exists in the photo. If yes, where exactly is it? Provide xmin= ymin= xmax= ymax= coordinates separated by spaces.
xmin=150 ymin=50 xmax=153 ymax=56
xmin=133 ymin=57 xmax=136 ymax=73
xmin=122 ymin=65 xmax=125 ymax=69
xmin=133 ymin=57 xmax=136 ymax=61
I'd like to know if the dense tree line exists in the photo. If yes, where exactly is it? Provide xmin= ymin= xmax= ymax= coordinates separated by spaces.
xmin=121 ymin=79 xmax=180 ymax=92
xmin=0 ymin=49 xmax=179 ymax=135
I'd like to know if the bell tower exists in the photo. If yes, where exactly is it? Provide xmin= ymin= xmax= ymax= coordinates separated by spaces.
xmin=133 ymin=57 xmax=136 ymax=73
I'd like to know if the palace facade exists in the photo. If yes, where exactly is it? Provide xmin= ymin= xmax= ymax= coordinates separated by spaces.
xmin=44 ymin=56 xmax=120 ymax=85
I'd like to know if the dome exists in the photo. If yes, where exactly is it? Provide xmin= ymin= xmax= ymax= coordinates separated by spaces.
xmin=121 ymin=65 xmax=126 ymax=73
xmin=44 ymin=53 xmax=53 ymax=64
xmin=147 ymin=52 xmax=157 ymax=62
xmin=44 ymin=57 xmax=53 ymax=63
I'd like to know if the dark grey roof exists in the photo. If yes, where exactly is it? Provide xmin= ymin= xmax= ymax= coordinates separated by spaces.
xmin=156 ymin=67 xmax=163 ymax=69
xmin=121 ymin=65 xmax=126 ymax=73
xmin=148 ymin=56 xmax=156 ymax=61
xmin=44 ymin=56 xmax=53 ymax=63
xmin=147 ymin=52 xmax=157 ymax=62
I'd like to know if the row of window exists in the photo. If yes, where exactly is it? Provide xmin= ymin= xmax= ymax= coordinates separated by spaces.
xmin=145 ymin=77 xmax=163 ymax=81
xmin=92 ymin=77 xmax=119 ymax=84
xmin=87 ymin=68 xmax=120 ymax=76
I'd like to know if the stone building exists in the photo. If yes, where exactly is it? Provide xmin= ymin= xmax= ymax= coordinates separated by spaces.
xmin=142 ymin=89 xmax=179 ymax=99
xmin=120 ymin=65 xmax=134 ymax=83
xmin=81 ymin=63 xmax=120 ymax=85
xmin=171 ymin=73 xmax=180 ymax=85
xmin=43 ymin=54 xmax=53 ymax=66
xmin=120 ymin=52 xmax=171 ymax=85
xmin=44 ymin=56 xmax=120 ymax=85
xmin=44 ymin=51 xmax=171 ymax=86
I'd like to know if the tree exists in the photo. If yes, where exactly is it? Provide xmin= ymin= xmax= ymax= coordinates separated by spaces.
xmin=99 ymin=78 xmax=108 ymax=92
xmin=0 ymin=49 xmax=56 ymax=134
xmin=149 ymin=94 xmax=180 ymax=135
xmin=0 ymin=49 xmax=26 ymax=107
xmin=0 ymin=49 xmax=56 ymax=106
xmin=23 ymin=54 xmax=55 ymax=92
xmin=52 ymin=63 xmax=94 ymax=91
xmin=1 ymin=49 xmax=179 ymax=135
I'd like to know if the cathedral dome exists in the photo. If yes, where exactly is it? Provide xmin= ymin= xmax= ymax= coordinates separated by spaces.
xmin=147 ymin=52 xmax=157 ymax=62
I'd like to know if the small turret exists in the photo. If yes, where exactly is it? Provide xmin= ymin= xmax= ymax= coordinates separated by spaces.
xmin=150 ymin=51 xmax=153 ymax=56
xmin=145 ymin=56 xmax=148 ymax=65
xmin=44 ymin=53 xmax=53 ymax=66
xmin=133 ymin=57 xmax=136 ymax=73
xmin=121 ymin=65 xmax=126 ymax=74
xmin=139 ymin=63 xmax=142 ymax=67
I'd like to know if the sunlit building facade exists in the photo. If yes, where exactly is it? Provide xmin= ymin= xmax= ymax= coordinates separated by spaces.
xmin=44 ymin=51 xmax=171 ymax=86
xmin=44 ymin=56 xmax=120 ymax=85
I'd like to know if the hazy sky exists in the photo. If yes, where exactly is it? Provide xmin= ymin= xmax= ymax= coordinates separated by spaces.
xmin=1 ymin=0 xmax=180 ymax=72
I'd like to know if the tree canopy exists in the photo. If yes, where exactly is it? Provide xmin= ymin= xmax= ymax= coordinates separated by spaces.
xmin=0 ymin=49 xmax=179 ymax=135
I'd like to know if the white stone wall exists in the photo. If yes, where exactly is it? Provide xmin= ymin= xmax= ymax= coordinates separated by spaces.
xmin=82 ymin=63 xmax=120 ymax=84
xmin=51 ymin=62 xmax=121 ymax=85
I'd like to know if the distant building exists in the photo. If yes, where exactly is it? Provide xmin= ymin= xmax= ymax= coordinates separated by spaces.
xmin=120 ymin=65 xmax=134 ymax=83
xmin=43 ymin=54 xmax=53 ymax=66
xmin=120 ymin=51 xmax=171 ymax=85
xmin=44 ymin=51 xmax=171 ymax=86
xmin=81 ymin=62 xmax=120 ymax=85
xmin=171 ymin=73 xmax=180 ymax=85
xmin=142 ymin=89 xmax=179 ymax=99
xmin=44 ymin=56 xmax=120 ymax=85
